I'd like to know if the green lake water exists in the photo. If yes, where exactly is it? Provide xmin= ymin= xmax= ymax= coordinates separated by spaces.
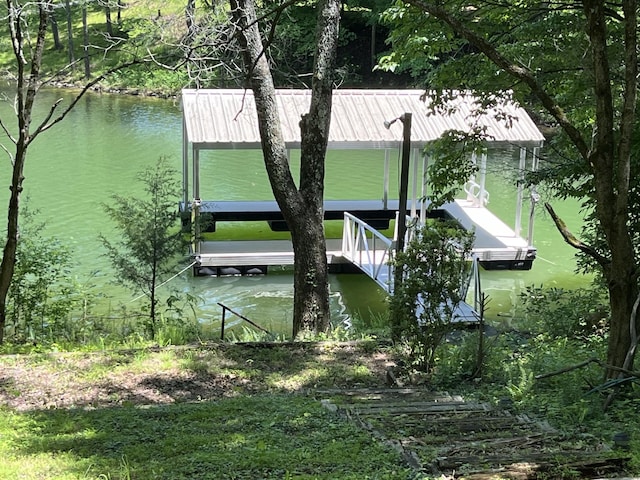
xmin=0 ymin=87 xmax=590 ymax=335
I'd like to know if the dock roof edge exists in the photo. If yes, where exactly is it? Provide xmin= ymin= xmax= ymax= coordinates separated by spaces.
xmin=181 ymin=88 xmax=546 ymax=150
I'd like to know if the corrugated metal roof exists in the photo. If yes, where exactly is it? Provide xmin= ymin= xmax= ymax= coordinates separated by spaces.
xmin=181 ymin=88 xmax=545 ymax=150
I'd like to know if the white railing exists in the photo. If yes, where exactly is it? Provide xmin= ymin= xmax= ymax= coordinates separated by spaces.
xmin=464 ymin=179 xmax=490 ymax=206
xmin=341 ymin=212 xmax=394 ymax=292
xmin=461 ymin=254 xmax=482 ymax=314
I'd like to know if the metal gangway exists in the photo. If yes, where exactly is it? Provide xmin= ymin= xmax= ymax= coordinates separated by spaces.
xmin=341 ymin=212 xmax=481 ymax=323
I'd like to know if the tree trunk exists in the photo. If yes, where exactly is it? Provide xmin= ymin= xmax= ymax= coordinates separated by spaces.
xmin=0 ymin=0 xmax=51 ymax=344
xmin=83 ymin=4 xmax=90 ymax=78
xmin=606 ymin=272 xmax=638 ymax=372
xmin=105 ymin=6 xmax=113 ymax=37
xmin=583 ymin=0 xmax=638 ymax=375
xmin=65 ymin=0 xmax=75 ymax=66
xmin=0 ymin=147 xmax=26 ymax=345
xmin=291 ymin=217 xmax=330 ymax=335
xmin=49 ymin=5 xmax=63 ymax=50
xmin=230 ymin=0 xmax=338 ymax=338
xmin=294 ymin=0 xmax=339 ymax=335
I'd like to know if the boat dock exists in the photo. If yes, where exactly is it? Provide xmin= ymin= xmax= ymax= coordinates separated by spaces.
xmin=179 ymin=88 xmax=546 ymax=322
xmin=192 ymin=212 xmax=483 ymax=323
xmin=180 ymin=199 xmax=403 ymax=232
xmin=186 ymin=197 xmax=536 ymax=273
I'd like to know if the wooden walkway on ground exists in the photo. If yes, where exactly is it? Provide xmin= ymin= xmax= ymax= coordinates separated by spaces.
xmin=321 ymin=388 xmax=629 ymax=479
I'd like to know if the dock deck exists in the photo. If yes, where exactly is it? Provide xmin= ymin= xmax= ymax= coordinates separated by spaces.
xmin=441 ymin=199 xmax=536 ymax=270
xmin=181 ymin=199 xmax=401 ymax=231
xmin=188 ymin=198 xmax=536 ymax=272
xmin=194 ymin=239 xmax=348 ymax=276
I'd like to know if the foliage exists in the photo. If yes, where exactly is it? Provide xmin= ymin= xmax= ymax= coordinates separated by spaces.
xmin=380 ymin=0 xmax=640 ymax=375
xmin=425 ymin=129 xmax=481 ymax=208
xmin=390 ymin=219 xmax=474 ymax=372
xmin=518 ymin=284 xmax=610 ymax=339
xmin=248 ymin=1 xmax=398 ymax=87
xmin=5 ymin=207 xmax=72 ymax=343
xmin=0 ymin=0 xmax=404 ymax=93
xmin=100 ymin=157 xmax=187 ymax=339
xmin=2 ymin=206 xmax=108 ymax=346
xmin=425 ymin=325 xmax=637 ymax=453
xmin=378 ymin=0 xmax=633 ymax=248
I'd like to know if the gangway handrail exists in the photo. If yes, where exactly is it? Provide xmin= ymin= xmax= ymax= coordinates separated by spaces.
xmin=342 ymin=212 xmax=394 ymax=292
xmin=342 ymin=212 xmax=483 ymax=324
xmin=217 ymin=302 xmax=270 ymax=340
xmin=459 ymin=255 xmax=482 ymax=314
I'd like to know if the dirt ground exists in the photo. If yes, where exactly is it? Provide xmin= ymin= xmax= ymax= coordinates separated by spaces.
xmin=0 ymin=342 xmax=397 ymax=411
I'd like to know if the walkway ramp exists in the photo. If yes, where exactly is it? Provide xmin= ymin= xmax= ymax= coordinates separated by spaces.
xmin=341 ymin=212 xmax=480 ymax=324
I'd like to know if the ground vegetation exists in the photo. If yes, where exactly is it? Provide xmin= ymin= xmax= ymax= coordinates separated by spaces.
xmin=1 ymin=330 xmax=640 ymax=478
xmin=390 ymin=219 xmax=474 ymax=372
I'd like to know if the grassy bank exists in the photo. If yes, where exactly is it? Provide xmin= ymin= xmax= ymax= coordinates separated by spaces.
xmin=0 ymin=342 xmax=415 ymax=480
xmin=0 ymin=0 xmax=191 ymax=95
xmin=1 ymin=396 xmax=411 ymax=479
xmin=2 ymin=334 xmax=640 ymax=479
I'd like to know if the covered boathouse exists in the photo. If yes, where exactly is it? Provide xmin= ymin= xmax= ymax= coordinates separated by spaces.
xmin=179 ymin=88 xmax=545 ymax=278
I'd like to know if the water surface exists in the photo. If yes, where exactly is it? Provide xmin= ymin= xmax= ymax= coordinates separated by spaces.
xmin=0 ymin=88 xmax=590 ymax=335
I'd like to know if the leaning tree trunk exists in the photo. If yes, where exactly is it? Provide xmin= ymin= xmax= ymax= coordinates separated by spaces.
xmin=230 ymin=0 xmax=338 ymax=337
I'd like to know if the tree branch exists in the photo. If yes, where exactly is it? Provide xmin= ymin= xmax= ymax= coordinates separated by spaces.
xmin=405 ymin=0 xmax=590 ymax=161
xmin=544 ymin=202 xmax=610 ymax=269
xmin=535 ymin=356 xmax=640 ymax=381
xmin=31 ymin=59 xmax=145 ymax=140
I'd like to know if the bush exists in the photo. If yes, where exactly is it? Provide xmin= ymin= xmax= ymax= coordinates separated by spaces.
xmin=518 ymin=285 xmax=609 ymax=338
xmin=389 ymin=219 xmax=474 ymax=373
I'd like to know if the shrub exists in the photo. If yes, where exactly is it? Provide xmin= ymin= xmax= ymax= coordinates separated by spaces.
xmin=389 ymin=219 xmax=474 ymax=373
